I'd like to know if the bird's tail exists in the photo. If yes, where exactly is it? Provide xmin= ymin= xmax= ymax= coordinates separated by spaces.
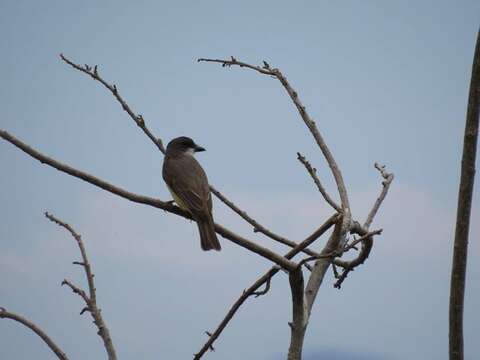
xmin=197 ymin=217 xmax=221 ymax=251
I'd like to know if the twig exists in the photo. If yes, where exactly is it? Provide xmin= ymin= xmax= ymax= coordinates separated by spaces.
xmin=194 ymin=214 xmax=338 ymax=359
xmin=61 ymin=279 xmax=90 ymax=304
xmin=197 ymin=56 xmax=275 ymax=75
xmin=45 ymin=212 xmax=117 ymax=360
xmin=252 ymin=276 xmax=272 ymax=298
xmin=296 ymin=152 xmax=340 ymax=211
xmin=0 ymin=130 xmax=297 ymax=271
xmin=332 ymin=268 xmax=351 ymax=289
xmin=194 ymin=270 xmax=277 ymax=360
xmin=60 ymin=54 xmax=165 ymax=154
xmin=210 ymin=185 xmax=286 ymax=239
xmin=0 ymin=307 xmax=69 ymax=360
xmin=203 ymin=332 xmax=215 ymax=351
xmin=364 ymin=163 xmax=394 ymax=229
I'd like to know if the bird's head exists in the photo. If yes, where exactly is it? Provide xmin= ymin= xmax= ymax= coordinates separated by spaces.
xmin=166 ymin=136 xmax=205 ymax=155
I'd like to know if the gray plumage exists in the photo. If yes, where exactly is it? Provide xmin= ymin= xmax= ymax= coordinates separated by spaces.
xmin=162 ymin=136 xmax=221 ymax=251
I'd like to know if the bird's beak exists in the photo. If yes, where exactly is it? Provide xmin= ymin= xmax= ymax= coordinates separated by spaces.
xmin=194 ymin=145 xmax=206 ymax=152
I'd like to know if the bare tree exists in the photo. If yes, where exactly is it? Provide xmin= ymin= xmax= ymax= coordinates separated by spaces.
xmin=0 ymin=54 xmax=393 ymax=359
xmin=449 ymin=29 xmax=480 ymax=360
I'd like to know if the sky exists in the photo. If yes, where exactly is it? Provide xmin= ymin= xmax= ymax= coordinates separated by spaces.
xmin=0 ymin=1 xmax=479 ymax=359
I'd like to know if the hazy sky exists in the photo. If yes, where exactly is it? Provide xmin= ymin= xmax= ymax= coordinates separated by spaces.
xmin=1 ymin=1 xmax=479 ymax=359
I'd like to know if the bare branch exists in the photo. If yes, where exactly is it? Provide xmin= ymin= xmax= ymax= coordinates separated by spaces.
xmin=0 ymin=307 xmax=69 ymax=360
xmin=61 ymin=279 xmax=90 ymax=304
xmin=194 ymin=214 xmax=338 ymax=358
xmin=296 ymin=152 xmax=340 ymax=211
xmin=60 ymin=54 xmax=165 ymax=154
xmin=364 ymin=163 xmax=394 ymax=229
xmin=194 ymin=269 xmax=278 ymax=359
xmin=197 ymin=57 xmax=275 ymax=75
xmin=0 ymin=130 xmax=297 ymax=271
xmin=198 ymin=57 xmax=351 ymax=221
xmin=210 ymin=185 xmax=303 ymax=248
xmin=206 ymin=192 xmax=341 ymax=269
xmin=215 ymin=225 xmax=298 ymax=271
xmin=0 ymin=129 xmax=177 ymax=212
xmin=212 ymin=186 xmax=331 ymax=262
xmin=47 ymin=212 xmax=117 ymax=360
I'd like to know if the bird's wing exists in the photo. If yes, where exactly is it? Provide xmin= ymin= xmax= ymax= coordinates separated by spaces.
xmin=163 ymin=155 xmax=212 ymax=216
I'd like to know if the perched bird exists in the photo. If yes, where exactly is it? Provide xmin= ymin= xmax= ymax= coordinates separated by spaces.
xmin=162 ymin=136 xmax=221 ymax=251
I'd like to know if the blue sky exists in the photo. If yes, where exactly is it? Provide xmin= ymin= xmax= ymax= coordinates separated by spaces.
xmin=1 ymin=1 xmax=479 ymax=359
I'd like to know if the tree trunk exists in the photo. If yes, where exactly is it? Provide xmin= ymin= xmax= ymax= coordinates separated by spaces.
xmin=449 ymin=29 xmax=480 ymax=360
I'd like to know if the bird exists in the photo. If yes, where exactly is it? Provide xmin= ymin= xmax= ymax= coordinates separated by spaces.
xmin=162 ymin=136 xmax=221 ymax=251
